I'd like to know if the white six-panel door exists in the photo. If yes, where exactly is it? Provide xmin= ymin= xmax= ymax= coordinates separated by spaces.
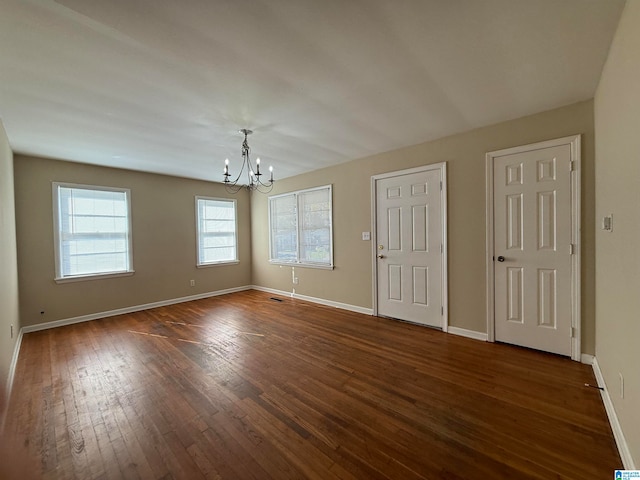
xmin=489 ymin=138 xmax=579 ymax=357
xmin=374 ymin=166 xmax=445 ymax=328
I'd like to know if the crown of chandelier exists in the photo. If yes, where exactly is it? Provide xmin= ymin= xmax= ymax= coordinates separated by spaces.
xmin=223 ymin=129 xmax=274 ymax=193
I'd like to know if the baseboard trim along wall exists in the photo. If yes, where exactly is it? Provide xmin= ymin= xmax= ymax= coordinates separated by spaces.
xmin=251 ymin=285 xmax=374 ymax=316
xmin=21 ymin=285 xmax=252 ymax=334
xmin=2 ymin=327 xmax=24 ymax=432
xmin=580 ymin=353 xmax=595 ymax=365
xmin=447 ymin=326 xmax=489 ymax=342
xmin=592 ymin=357 xmax=635 ymax=470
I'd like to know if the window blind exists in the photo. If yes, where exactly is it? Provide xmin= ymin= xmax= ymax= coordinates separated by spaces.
xmin=55 ymin=185 xmax=132 ymax=279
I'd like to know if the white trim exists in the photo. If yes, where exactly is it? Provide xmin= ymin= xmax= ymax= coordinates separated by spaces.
xmin=195 ymin=196 xmax=239 ymax=266
xmin=22 ymin=286 xmax=252 ymax=333
xmin=485 ymin=152 xmax=496 ymax=342
xmin=485 ymin=135 xmax=582 ymax=361
xmin=197 ymin=261 xmax=240 ymax=268
xmin=55 ymin=270 xmax=135 ymax=284
xmin=251 ymin=285 xmax=374 ymax=316
xmin=268 ymin=184 xmax=334 ymax=269
xmin=441 ymin=164 xmax=449 ymax=332
xmin=592 ymin=358 xmax=636 ymax=470
xmin=580 ymin=353 xmax=595 ymax=365
xmin=448 ymin=326 xmax=488 ymax=342
xmin=570 ymin=137 xmax=582 ymax=361
xmin=6 ymin=328 xmax=23 ymax=395
xmin=1 ymin=327 xmax=24 ymax=432
xmin=52 ymin=182 xmax=134 ymax=281
xmin=370 ymin=162 xmax=448 ymax=330
xmin=267 ymin=261 xmax=334 ymax=270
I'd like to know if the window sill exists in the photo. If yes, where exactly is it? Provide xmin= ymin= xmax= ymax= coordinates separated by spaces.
xmin=197 ymin=260 xmax=240 ymax=268
xmin=55 ymin=270 xmax=135 ymax=284
xmin=269 ymin=261 xmax=334 ymax=270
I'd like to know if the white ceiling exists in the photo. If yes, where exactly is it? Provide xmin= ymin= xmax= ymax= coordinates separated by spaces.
xmin=0 ymin=0 xmax=625 ymax=181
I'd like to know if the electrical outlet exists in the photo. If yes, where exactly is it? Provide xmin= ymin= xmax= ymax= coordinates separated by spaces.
xmin=293 ymin=277 xmax=299 ymax=285
xmin=190 ymin=280 xmax=196 ymax=287
xmin=619 ymin=372 xmax=624 ymax=399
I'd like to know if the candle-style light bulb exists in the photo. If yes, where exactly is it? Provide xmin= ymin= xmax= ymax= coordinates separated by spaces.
xmin=269 ymin=165 xmax=274 ymax=182
xmin=224 ymin=158 xmax=229 ymax=174
xmin=256 ymin=157 xmax=261 ymax=175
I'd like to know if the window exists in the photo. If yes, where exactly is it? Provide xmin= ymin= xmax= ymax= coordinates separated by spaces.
xmin=53 ymin=183 xmax=133 ymax=281
xmin=269 ymin=185 xmax=333 ymax=268
xmin=196 ymin=197 xmax=238 ymax=266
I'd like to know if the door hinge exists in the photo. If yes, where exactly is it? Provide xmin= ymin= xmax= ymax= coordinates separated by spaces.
xmin=441 ymin=306 xmax=444 ymax=316
xmin=569 ymin=243 xmax=575 ymax=255
xmin=440 ymin=244 xmax=443 ymax=254
xmin=569 ymin=160 xmax=575 ymax=171
xmin=440 ymin=181 xmax=442 ymax=191
xmin=571 ymin=326 xmax=576 ymax=338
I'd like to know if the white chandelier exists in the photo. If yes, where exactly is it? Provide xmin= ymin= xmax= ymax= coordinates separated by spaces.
xmin=223 ymin=129 xmax=274 ymax=193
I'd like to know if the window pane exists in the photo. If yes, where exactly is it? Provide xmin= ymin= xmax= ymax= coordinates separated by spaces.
xmin=197 ymin=198 xmax=237 ymax=265
xmin=270 ymin=195 xmax=297 ymax=261
xmin=269 ymin=186 xmax=332 ymax=267
xmin=299 ymin=189 xmax=331 ymax=264
xmin=56 ymin=185 xmax=132 ymax=278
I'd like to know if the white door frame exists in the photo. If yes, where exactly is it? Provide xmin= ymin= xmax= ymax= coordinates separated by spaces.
xmin=485 ymin=135 xmax=581 ymax=361
xmin=371 ymin=162 xmax=448 ymax=330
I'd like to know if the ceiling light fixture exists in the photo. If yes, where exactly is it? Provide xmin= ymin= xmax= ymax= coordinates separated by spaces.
xmin=223 ymin=129 xmax=274 ymax=193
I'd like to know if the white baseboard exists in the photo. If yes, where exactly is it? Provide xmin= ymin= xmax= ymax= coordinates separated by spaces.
xmin=22 ymin=285 xmax=372 ymax=335
xmin=592 ymin=357 xmax=635 ymax=469
xmin=6 ymin=328 xmax=23 ymax=395
xmin=251 ymin=285 xmax=374 ymax=316
xmin=252 ymin=286 xmax=489 ymax=338
xmin=22 ymin=285 xmax=252 ymax=334
xmin=580 ymin=353 xmax=595 ymax=365
xmin=448 ymin=326 xmax=488 ymax=341
xmin=1 ymin=326 xmax=23 ymax=433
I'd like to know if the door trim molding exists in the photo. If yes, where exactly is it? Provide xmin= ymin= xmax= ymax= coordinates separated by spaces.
xmin=485 ymin=135 xmax=581 ymax=360
xmin=371 ymin=162 xmax=448 ymax=331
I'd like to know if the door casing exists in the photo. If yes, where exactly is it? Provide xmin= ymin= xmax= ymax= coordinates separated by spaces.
xmin=485 ymin=135 xmax=581 ymax=361
xmin=371 ymin=163 xmax=448 ymax=330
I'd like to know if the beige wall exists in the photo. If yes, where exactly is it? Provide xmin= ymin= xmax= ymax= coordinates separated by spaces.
xmin=0 ymin=121 xmax=20 ymax=406
xmin=14 ymin=155 xmax=251 ymax=327
xmin=252 ymin=100 xmax=597 ymax=354
xmin=594 ymin=0 xmax=640 ymax=467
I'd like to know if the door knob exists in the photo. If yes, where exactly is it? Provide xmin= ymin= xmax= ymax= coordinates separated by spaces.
xmin=497 ymin=256 xmax=505 ymax=262
xmin=377 ymin=254 xmax=385 ymax=259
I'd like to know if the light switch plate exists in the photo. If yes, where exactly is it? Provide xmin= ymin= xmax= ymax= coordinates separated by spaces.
xmin=362 ymin=231 xmax=371 ymax=241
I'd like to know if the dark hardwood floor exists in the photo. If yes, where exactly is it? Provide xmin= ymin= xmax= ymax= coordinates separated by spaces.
xmin=1 ymin=290 xmax=621 ymax=479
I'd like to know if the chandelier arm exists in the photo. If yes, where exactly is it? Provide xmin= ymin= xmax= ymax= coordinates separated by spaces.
xmin=226 ymin=157 xmax=248 ymax=186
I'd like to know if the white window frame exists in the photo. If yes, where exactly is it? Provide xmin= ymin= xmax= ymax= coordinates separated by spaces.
xmin=195 ymin=196 xmax=239 ymax=267
xmin=268 ymin=185 xmax=334 ymax=269
xmin=52 ymin=182 xmax=134 ymax=283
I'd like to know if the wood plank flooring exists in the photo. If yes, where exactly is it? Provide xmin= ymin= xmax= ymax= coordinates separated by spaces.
xmin=1 ymin=290 xmax=621 ymax=479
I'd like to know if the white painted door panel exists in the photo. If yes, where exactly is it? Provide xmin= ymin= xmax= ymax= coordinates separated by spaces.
xmin=376 ymin=169 xmax=442 ymax=327
xmin=494 ymin=145 xmax=572 ymax=356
